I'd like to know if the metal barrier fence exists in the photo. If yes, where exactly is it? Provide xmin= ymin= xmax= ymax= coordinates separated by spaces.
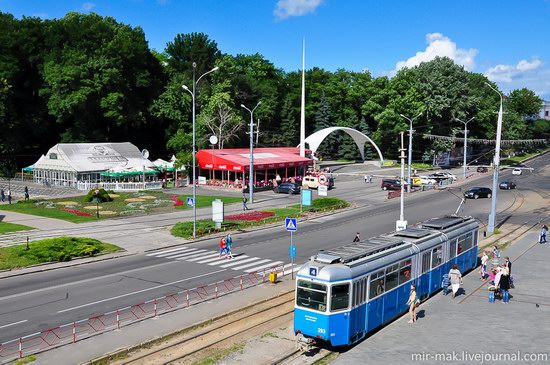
xmin=0 ymin=263 xmax=288 ymax=364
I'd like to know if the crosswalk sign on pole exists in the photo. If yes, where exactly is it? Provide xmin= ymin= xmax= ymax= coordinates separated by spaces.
xmin=285 ymin=217 xmax=297 ymax=231
xmin=186 ymin=197 xmax=194 ymax=207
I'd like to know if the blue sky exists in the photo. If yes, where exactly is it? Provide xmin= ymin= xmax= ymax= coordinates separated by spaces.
xmin=2 ymin=0 xmax=550 ymax=99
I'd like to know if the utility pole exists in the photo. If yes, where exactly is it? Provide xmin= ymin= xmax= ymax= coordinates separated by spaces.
xmin=256 ymin=119 xmax=260 ymax=145
xmin=400 ymin=113 xmax=422 ymax=192
xmin=241 ymin=101 xmax=261 ymax=204
xmin=396 ymin=131 xmax=407 ymax=231
xmin=485 ymin=83 xmax=503 ymax=235
xmin=456 ymin=117 xmax=475 ymax=179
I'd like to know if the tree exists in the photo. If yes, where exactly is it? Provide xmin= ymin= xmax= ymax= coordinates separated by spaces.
xmin=506 ymin=88 xmax=543 ymax=120
xmin=165 ymin=32 xmax=221 ymax=77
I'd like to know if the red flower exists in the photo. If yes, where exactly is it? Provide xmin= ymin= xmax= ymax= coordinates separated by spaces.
xmin=62 ymin=208 xmax=93 ymax=217
xmin=225 ymin=211 xmax=275 ymax=221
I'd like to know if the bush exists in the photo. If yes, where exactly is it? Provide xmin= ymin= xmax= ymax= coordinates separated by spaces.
xmin=84 ymin=188 xmax=113 ymax=203
xmin=309 ymin=197 xmax=349 ymax=212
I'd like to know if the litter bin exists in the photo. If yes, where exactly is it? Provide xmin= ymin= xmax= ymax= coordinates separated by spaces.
xmin=269 ymin=271 xmax=278 ymax=283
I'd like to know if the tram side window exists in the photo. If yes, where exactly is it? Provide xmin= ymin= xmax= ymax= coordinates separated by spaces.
xmin=296 ymin=280 xmax=327 ymax=312
xmin=431 ymin=246 xmax=443 ymax=268
xmin=331 ymin=284 xmax=350 ymax=312
xmin=421 ymin=251 xmax=431 ymax=273
xmin=398 ymin=259 xmax=412 ymax=285
xmin=353 ymin=281 xmax=360 ymax=307
xmin=385 ymin=264 xmax=399 ymax=291
xmin=362 ymin=278 xmax=368 ymax=303
xmin=460 ymin=233 xmax=473 ymax=251
xmin=369 ymin=271 xmax=385 ymax=299
xmin=450 ymin=240 xmax=457 ymax=259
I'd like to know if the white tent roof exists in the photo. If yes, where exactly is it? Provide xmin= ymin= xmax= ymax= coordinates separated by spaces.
xmin=32 ymin=143 xmax=156 ymax=173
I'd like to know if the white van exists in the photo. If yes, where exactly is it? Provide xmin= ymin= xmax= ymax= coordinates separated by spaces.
xmin=302 ymin=175 xmax=334 ymax=190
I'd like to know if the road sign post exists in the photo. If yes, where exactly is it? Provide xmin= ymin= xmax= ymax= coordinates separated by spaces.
xmin=186 ymin=197 xmax=194 ymax=207
xmin=285 ymin=218 xmax=297 ymax=279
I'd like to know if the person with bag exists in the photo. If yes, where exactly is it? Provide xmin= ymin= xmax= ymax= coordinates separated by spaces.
xmin=449 ymin=264 xmax=463 ymax=299
xmin=219 ymin=237 xmax=227 ymax=258
xmin=406 ymin=284 xmax=418 ymax=323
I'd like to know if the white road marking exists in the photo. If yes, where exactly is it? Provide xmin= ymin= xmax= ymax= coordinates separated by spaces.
xmin=147 ymin=247 xmax=196 ymax=257
xmin=244 ymin=261 xmax=284 ymax=273
xmin=228 ymin=259 xmax=271 ymax=271
xmin=163 ymin=249 xmax=206 ymax=259
xmin=57 ymin=269 xmax=226 ymax=314
xmin=0 ymin=319 xmax=28 ymax=329
xmin=216 ymin=256 xmax=259 ymax=268
xmin=207 ymin=255 xmax=250 ymax=266
xmin=175 ymin=251 xmax=213 ymax=260
xmin=186 ymin=252 xmax=219 ymax=262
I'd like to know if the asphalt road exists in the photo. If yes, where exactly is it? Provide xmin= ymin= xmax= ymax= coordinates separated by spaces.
xmin=0 ymin=155 xmax=548 ymax=343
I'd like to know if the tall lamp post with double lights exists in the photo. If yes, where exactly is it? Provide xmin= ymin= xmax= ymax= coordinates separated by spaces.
xmin=241 ymin=101 xmax=261 ymax=204
xmin=485 ymin=82 xmax=504 ymax=235
xmin=400 ymin=112 xmax=422 ymax=192
xmin=455 ymin=117 xmax=475 ymax=179
xmin=182 ymin=63 xmax=219 ymax=240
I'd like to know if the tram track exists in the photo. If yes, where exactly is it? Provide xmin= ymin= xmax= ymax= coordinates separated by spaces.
xmin=108 ymin=292 xmax=295 ymax=365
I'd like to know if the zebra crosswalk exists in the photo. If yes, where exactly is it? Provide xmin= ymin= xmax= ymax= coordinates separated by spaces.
xmin=146 ymin=246 xmax=298 ymax=274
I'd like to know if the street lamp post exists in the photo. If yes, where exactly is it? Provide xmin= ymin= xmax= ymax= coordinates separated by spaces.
xmin=400 ymin=113 xmax=422 ymax=193
xmin=182 ymin=63 xmax=219 ymax=240
xmin=455 ymin=117 xmax=475 ymax=179
xmin=485 ymin=82 xmax=504 ymax=235
xmin=241 ymin=101 xmax=261 ymax=204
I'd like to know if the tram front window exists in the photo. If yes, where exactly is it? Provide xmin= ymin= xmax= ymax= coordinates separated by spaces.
xmin=330 ymin=284 xmax=350 ymax=312
xmin=296 ymin=280 xmax=327 ymax=312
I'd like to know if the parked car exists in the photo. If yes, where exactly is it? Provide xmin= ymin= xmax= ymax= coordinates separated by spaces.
xmin=274 ymin=182 xmax=301 ymax=194
xmin=499 ymin=181 xmax=516 ymax=190
xmin=477 ymin=166 xmax=488 ymax=173
xmin=464 ymin=187 xmax=492 ymax=199
xmin=512 ymin=168 xmax=522 ymax=175
xmin=381 ymin=178 xmax=404 ymax=191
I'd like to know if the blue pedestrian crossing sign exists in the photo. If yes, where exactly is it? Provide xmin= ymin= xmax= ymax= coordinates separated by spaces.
xmin=186 ymin=197 xmax=194 ymax=207
xmin=285 ymin=217 xmax=297 ymax=231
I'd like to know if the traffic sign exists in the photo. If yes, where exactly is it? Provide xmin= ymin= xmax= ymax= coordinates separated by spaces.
xmin=289 ymin=245 xmax=296 ymax=258
xmin=318 ymin=173 xmax=328 ymax=186
xmin=186 ymin=197 xmax=194 ymax=207
xmin=285 ymin=217 xmax=297 ymax=231
xmin=309 ymin=267 xmax=318 ymax=276
xmin=318 ymin=185 xmax=328 ymax=196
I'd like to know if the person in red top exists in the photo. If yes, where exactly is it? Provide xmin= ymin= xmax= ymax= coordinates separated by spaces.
xmin=219 ymin=237 xmax=227 ymax=258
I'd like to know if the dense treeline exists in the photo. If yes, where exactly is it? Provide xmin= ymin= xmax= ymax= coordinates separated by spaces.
xmin=0 ymin=12 xmax=548 ymax=174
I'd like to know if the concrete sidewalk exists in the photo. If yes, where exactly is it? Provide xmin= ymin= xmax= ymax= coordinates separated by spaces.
xmin=333 ymin=227 xmax=550 ymax=365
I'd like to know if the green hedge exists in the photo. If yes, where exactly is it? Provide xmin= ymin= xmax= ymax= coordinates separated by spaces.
xmin=0 ymin=237 xmax=121 ymax=270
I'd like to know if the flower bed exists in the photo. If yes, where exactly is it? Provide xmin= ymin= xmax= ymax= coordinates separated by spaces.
xmin=62 ymin=208 xmax=93 ymax=217
xmin=225 ymin=211 xmax=275 ymax=221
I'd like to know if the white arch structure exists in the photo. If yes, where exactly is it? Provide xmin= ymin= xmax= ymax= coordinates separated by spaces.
xmin=299 ymin=127 xmax=384 ymax=164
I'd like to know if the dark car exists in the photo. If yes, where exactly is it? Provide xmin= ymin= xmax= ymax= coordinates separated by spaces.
xmin=274 ymin=182 xmax=301 ymax=194
xmin=381 ymin=179 xmax=403 ymax=191
xmin=476 ymin=166 xmax=488 ymax=173
xmin=464 ymin=187 xmax=492 ymax=199
xmin=499 ymin=181 xmax=516 ymax=190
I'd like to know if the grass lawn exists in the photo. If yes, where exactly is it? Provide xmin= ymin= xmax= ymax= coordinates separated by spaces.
xmin=0 ymin=236 xmax=122 ymax=270
xmin=175 ymin=195 xmax=242 ymax=210
xmin=171 ymin=197 xmax=349 ymax=239
xmin=0 ymin=192 xmax=242 ymax=223
xmin=0 ymin=221 xmax=34 ymax=233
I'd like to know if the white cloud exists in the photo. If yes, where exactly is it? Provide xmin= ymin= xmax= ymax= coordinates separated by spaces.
xmin=81 ymin=2 xmax=96 ymax=11
xmin=485 ymin=58 xmax=549 ymax=99
xmin=391 ymin=33 xmax=478 ymax=75
xmin=485 ymin=58 xmax=542 ymax=83
xmin=274 ymin=0 xmax=323 ymax=20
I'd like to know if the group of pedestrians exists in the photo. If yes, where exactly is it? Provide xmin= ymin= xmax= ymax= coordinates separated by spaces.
xmin=219 ymin=234 xmax=234 ymax=259
xmin=0 ymin=186 xmax=30 ymax=204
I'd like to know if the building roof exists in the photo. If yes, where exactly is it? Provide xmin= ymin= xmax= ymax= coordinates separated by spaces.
xmin=31 ymin=143 xmax=156 ymax=173
xmin=196 ymin=147 xmax=312 ymax=172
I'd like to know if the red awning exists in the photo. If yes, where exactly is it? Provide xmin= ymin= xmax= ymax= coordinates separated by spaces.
xmin=197 ymin=147 xmax=311 ymax=172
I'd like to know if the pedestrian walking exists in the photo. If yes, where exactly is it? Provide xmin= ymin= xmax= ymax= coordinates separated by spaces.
xmin=492 ymin=244 xmax=500 ymax=259
xmin=24 ymin=186 xmax=29 ymax=201
xmin=540 ymin=225 xmax=548 ymax=244
xmin=353 ymin=232 xmax=360 ymax=242
xmin=0 ymin=189 xmax=4 ymax=203
xmin=243 ymin=195 xmax=249 ymax=211
xmin=406 ymin=284 xmax=418 ymax=323
xmin=449 ymin=265 xmax=463 ymax=298
xmin=226 ymin=234 xmax=233 ymax=259
xmin=7 ymin=189 xmax=11 ymax=204
xmin=480 ymin=251 xmax=489 ymax=280
xmin=219 ymin=237 xmax=227 ymax=258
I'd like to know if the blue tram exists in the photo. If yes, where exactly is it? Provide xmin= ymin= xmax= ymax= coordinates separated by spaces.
xmin=294 ymin=215 xmax=479 ymax=347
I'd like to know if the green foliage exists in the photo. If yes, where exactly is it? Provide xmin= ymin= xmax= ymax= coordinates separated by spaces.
xmin=308 ymin=197 xmax=349 ymax=211
xmin=84 ymin=188 xmax=113 ymax=203
xmin=0 ymin=221 xmax=33 ymax=234
xmin=0 ymin=237 xmax=121 ymax=270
